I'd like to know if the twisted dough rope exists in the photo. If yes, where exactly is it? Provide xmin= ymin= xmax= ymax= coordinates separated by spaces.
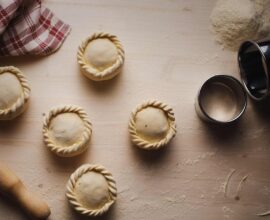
xmin=129 ymin=100 xmax=177 ymax=150
xmin=66 ymin=164 xmax=117 ymax=217
xmin=43 ymin=105 xmax=92 ymax=157
xmin=77 ymin=32 xmax=125 ymax=81
xmin=0 ymin=66 xmax=30 ymax=120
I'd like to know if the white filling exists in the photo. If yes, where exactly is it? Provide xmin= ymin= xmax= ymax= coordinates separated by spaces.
xmin=84 ymin=38 xmax=118 ymax=71
xmin=135 ymin=107 xmax=169 ymax=142
xmin=0 ymin=72 xmax=22 ymax=110
xmin=74 ymin=172 xmax=110 ymax=209
xmin=49 ymin=113 xmax=85 ymax=147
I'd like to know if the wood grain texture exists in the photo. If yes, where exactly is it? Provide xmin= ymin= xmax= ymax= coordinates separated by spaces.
xmin=0 ymin=0 xmax=270 ymax=219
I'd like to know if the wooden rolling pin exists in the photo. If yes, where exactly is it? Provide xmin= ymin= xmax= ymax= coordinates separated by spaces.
xmin=0 ymin=162 xmax=51 ymax=219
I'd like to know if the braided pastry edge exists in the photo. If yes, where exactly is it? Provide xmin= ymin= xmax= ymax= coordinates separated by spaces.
xmin=77 ymin=32 xmax=125 ymax=81
xmin=0 ymin=66 xmax=31 ymax=120
xmin=66 ymin=164 xmax=117 ymax=217
xmin=43 ymin=105 xmax=92 ymax=157
xmin=129 ymin=100 xmax=177 ymax=150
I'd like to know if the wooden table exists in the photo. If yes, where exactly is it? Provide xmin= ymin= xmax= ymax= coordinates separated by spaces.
xmin=1 ymin=0 xmax=270 ymax=219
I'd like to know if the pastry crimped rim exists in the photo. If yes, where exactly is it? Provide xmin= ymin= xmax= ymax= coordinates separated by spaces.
xmin=43 ymin=105 xmax=92 ymax=157
xmin=66 ymin=164 xmax=117 ymax=217
xmin=77 ymin=32 xmax=125 ymax=81
xmin=129 ymin=100 xmax=177 ymax=150
xmin=0 ymin=66 xmax=31 ymax=120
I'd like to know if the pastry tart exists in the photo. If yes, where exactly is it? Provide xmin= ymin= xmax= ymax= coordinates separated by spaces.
xmin=0 ymin=66 xmax=30 ymax=120
xmin=66 ymin=164 xmax=117 ymax=217
xmin=129 ymin=100 xmax=177 ymax=150
xmin=77 ymin=32 xmax=125 ymax=81
xmin=43 ymin=105 xmax=92 ymax=157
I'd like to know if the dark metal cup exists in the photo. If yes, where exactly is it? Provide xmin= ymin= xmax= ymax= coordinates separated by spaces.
xmin=238 ymin=40 xmax=270 ymax=101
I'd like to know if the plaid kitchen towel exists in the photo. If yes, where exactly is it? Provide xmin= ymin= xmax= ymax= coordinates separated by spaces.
xmin=0 ymin=0 xmax=71 ymax=56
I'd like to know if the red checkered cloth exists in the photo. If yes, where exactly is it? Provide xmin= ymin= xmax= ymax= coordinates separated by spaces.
xmin=0 ymin=0 xmax=71 ymax=56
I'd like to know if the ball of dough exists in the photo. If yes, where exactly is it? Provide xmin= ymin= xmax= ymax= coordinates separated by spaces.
xmin=84 ymin=38 xmax=118 ymax=71
xmin=135 ymin=107 xmax=169 ymax=142
xmin=74 ymin=172 xmax=110 ymax=209
xmin=0 ymin=72 xmax=22 ymax=110
xmin=48 ymin=113 xmax=85 ymax=147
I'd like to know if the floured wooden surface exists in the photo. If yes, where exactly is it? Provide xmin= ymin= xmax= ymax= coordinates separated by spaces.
xmin=0 ymin=0 xmax=270 ymax=219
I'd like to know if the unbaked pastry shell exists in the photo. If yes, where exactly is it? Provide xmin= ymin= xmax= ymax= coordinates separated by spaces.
xmin=0 ymin=66 xmax=30 ymax=120
xmin=43 ymin=105 xmax=92 ymax=157
xmin=66 ymin=164 xmax=117 ymax=217
xmin=129 ymin=100 xmax=177 ymax=150
xmin=77 ymin=32 xmax=125 ymax=81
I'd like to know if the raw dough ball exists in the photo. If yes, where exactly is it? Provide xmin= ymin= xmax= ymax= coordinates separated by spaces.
xmin=48 ymin=113 xmax=85 ymax=147
xmin=0 ymin=72 xmax=22 ymax=110
xmin=84 ymin=38 xmax=118 ymax=71
xmin=74 ymin=172 xmax=110 ymax=209
xmin=210 ymin=0 xmax=261 ymax=50
xmin=135 ymin=107 xmax=169 ymax=142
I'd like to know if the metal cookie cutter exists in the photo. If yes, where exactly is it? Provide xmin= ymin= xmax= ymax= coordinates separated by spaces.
xmin=195 ymin=75 xmax=247 ymax=124
xmin=238 ymin=40 xmax=270 ymax=101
